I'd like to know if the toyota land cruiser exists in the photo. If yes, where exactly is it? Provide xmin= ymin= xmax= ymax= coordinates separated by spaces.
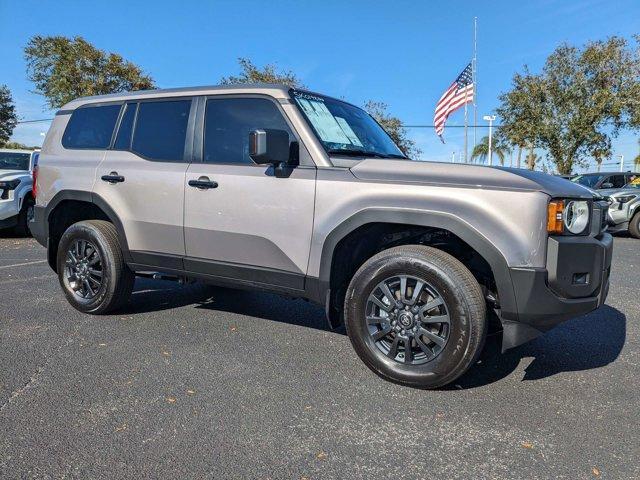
xmin=30 ymin=84 xmax=613 ymax=388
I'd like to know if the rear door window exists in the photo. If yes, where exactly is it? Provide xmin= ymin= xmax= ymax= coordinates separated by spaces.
xmin=131 ymin=100 xmax=191 ymax=161
xmin=62 ymin=104 xmax=121 ymax=149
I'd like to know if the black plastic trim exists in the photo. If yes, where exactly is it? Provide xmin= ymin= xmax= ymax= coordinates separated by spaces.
xmin=316 ymin=209 xmax=518 ymax=321
xmin=128 ymin=251 xmax=306 ymax=294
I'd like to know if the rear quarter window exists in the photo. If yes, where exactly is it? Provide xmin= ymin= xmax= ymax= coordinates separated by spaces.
xmin=62 ymin=104 xmax=121 ymax=149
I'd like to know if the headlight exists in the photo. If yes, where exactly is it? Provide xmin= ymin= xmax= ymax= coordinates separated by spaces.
xmin=563 ymin=200 xmax=590 ymax=234
xmin=616 ymin=194 xmax=638 ymax=204
xmin=0 ymin=179 xmax=20 ymax=190
xmin=547 ymin=199 xmax=590 ymax=235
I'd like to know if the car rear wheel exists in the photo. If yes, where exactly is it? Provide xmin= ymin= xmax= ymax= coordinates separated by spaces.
xmin=344 ymin=245 xmax=487 ymax=389
xmin=629 ymin=211 xmax=640 ymax=239
xmin=57 ymin=220 xmax=134 ymax=314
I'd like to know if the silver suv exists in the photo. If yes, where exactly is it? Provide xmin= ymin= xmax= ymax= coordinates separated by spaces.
xmin=30 ymin=84 xmax=613 ymax=388
xmin=0 ymin=149 xmax=38 ymax=235
xmin=601 ymin=179 xmax=640 ymax=238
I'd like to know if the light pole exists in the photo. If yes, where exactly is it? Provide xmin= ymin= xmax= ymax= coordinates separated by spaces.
xmin=618 ymin=154 xmax=624 ymax=172
xmin=483 ymin=115 xmax=496 ymax=166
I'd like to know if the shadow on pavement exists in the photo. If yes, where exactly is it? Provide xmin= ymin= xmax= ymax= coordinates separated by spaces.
xmin=125 ymin=278 xmax=331 ymax=332
xmin=454 ymin=304 xmax=626 ymax=389
xmin=124 ymin=280 xmax=626 ymax=388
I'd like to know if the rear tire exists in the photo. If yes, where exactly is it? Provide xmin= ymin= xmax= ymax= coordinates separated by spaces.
xmin=13 ymin=196 xmax=34 ymax=236
xmin=344 ymin=245 xmax=487 ymax=389
xmin=629 ymin=211 xmax=640 ymax=239
xmin=57 ymin=220 xmax=134 ymax=314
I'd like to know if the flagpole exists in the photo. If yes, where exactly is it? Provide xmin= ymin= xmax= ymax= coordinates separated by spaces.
xmin=464 ymin=97 xmax=468 ymax=163
xmin=473 ymin=17 xmax=477 ymax=151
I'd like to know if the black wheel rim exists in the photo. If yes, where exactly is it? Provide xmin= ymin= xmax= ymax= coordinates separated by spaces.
xmin=365 ymin=275 xmax=450 ymax=365
xmin=63 ymin=239 xmax=103 ymax=299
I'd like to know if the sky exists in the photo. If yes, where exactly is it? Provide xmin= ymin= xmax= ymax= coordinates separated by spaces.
xmin=1 ymin=0 xmax=639 ymax=173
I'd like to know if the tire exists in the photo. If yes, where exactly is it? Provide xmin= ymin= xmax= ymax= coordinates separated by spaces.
xmin=57 ymin=220 xmax=135 ymax=314
xmin=13 ymin=195 xmax=34 ymax=236
xmin=629 ymin=211 xmax=640 ymax=239
xmin=344 ymin=245 xmax=487 ymax=389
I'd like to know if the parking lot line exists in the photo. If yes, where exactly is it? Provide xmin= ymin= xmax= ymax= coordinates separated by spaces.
xmin=0 ymin=260 xmax=48 ymax=270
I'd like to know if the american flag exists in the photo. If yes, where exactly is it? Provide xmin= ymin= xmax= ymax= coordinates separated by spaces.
xmin=434 ymin=62 xmax=474 ymax=140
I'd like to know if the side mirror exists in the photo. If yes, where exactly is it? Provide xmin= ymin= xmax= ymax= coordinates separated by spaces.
xmin=601 ymin=182 xmax=613 ymax=189
xmin=249 ymin=129 xmax=291 ymax=166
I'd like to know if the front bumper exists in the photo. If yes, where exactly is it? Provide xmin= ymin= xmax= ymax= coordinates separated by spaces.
xmin=501 ymin=232 xmax=613 ymax=350
xmin=0 ymin=197 xmax=20 ymax=226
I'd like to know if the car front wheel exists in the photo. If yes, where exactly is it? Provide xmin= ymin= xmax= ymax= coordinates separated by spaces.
xmin=57 ymin=220 xmax=134 ymax=314
xmin=344 ymin=245 xmax=487 ymax=389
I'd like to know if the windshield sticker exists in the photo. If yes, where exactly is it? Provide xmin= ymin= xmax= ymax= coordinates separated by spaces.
xmin=335 ymin=117 xmax=363 ymax=147
xmin=296 ymin=98 xmax=352 ymax=144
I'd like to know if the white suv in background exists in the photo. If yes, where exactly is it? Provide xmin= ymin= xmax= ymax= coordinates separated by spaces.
xmin=0 ymin=149 xmax=38 ymax=235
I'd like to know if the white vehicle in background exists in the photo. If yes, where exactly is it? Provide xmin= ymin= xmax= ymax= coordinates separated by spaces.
xmin=0 ymin=149 xmax=39 ymax=235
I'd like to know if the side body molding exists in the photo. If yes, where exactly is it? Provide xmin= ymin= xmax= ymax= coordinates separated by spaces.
xmin=314 ymin=208 xmax=519 ymax=324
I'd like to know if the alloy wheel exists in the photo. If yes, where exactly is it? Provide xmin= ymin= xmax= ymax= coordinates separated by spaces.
xmin=365 ymin=275 xmax=450 ymax=365
xmin=63 ymin=239 xmax=104 ymax=299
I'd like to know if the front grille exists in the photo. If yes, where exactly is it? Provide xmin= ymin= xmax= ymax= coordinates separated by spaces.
xmin=591 ymin=201 xmax=609 ymax=235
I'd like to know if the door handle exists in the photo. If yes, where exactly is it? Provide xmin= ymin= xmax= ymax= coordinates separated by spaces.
xmin=101 ymin=172 xmax=125 ymax=184
xmin=188 ymin=177 xmax=218 ymax=189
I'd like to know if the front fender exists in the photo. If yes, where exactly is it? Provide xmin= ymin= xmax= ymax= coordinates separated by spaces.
xmin=313 ymin=208 xmax=519 ymax=324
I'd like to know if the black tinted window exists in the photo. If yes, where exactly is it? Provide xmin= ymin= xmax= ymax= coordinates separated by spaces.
xmin=62 ymin=104 xmax=121 ymax=149
xmin=114 ymin=102 xmax=137 ymax=150
xmin=204 ymin=98 xmax=291 ymax=164
xmin=609 ymin=175 xmax=626 ymax=188
xmin=132 ymin=100 xmax=191 ymax=161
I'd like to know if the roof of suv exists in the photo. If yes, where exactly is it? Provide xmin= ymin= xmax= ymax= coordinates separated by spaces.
xmin=60 ymin=83 xmax=295 ymax=111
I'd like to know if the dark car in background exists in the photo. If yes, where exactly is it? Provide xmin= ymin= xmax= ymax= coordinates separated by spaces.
xmin=572 ymin=171 xmax=639 ymax=190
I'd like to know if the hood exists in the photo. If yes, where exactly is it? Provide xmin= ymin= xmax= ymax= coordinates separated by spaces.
xmin=0 ymin=170 xmax=29 ymax=181
xmin=349 ymin=160 xmax=595 ymax=199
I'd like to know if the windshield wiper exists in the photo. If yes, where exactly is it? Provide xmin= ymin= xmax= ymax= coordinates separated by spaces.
xmin=327 ymin=149 xmax=407 ymax=159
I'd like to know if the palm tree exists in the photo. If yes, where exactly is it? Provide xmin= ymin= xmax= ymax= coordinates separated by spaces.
xmin=470 ymin=136 xmax=509 ymax=165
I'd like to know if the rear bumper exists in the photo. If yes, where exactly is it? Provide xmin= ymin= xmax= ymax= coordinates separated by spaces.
xmin=30 ymin=205 xmax=48 ymax=247
xmin=501 ymin=232 xmax=613 ymax=350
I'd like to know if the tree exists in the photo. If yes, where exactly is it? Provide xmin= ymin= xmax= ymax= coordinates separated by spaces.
xmin=635 ymin=139 xmax=640 ymax=170
xmin=220 ymin=58 xmax=304 ymax=88
xmin=364 ymin=101 xmax=421 ymax=158
xmin=497 ymin=36 xmax=640 ymax=175
xmin=220 ymin=58 xmax=420 ymax=158
xmin=25 ymin=36 xmax=155 ymax=109
xmin=0 ymin=85 xmax=18 ymax=147
xmin=470 ymin=135 xmax=510 ymax=165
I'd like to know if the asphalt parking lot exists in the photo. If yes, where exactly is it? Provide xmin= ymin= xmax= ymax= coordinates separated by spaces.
xmin=0 ymin=235 xmax=638 ymax=479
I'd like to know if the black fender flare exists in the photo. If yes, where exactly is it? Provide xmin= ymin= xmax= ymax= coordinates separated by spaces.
xmin=315 ymin=208 xmax=519 ymax=324
xmin=42 ymin=190 xmax=132 ymax=267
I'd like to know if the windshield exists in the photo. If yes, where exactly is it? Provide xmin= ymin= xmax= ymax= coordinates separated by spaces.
xmin=291 ymin=90 xmax=406 ymax=159
xmin=572 ymin=174 xmax=604 ymax=188
xmin=0 ymin=152 xmax=30 ymax=171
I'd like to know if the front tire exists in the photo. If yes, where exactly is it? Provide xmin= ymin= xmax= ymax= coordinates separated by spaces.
xmin=344 ymin=245 xmax=487 ymax=389
xmin=629 ymin=211 xmax=640 ymax=239
xmin=57 ymin=220 xmax=134 ymax=314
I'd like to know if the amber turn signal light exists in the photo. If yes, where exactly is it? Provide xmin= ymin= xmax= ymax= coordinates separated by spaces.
xmin=547 ymin=200 xmax=564 ymax=234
